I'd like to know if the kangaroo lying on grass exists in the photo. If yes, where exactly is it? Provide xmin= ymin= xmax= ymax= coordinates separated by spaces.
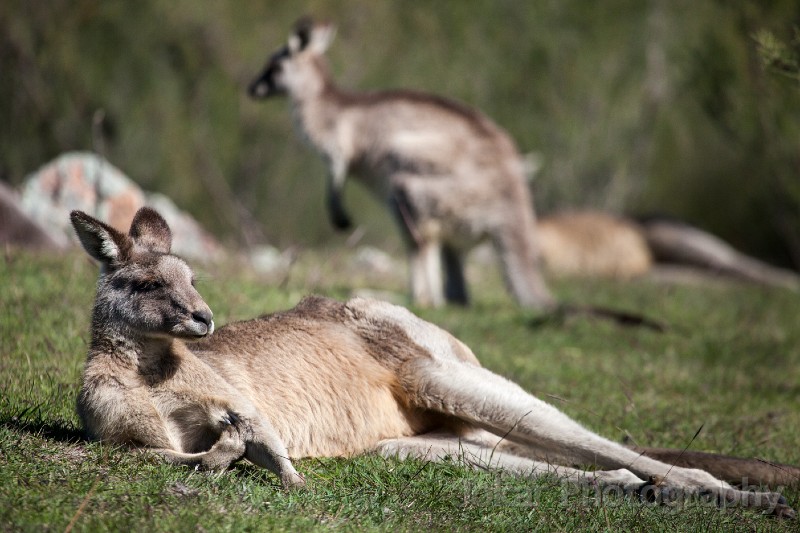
xmin=248 ymin=18 xmax=553 ymax=310
xmin=71 ymin=207 xmax=797 ymax=517
xmin=537 ymin=211 xmax=800 ymax=289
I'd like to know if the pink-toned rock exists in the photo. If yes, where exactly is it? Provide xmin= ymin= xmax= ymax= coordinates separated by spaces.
xmin=19 ymin=152 xmax=222 ymax=261
xmin=0 ymin=180 xmax=66 ymax=250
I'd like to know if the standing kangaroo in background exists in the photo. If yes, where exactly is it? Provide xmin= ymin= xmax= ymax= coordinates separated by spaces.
xmin=248 ymin=18 xmax=554 ymax=310
xmin=71 ymin=207 xmax=797 ymax=517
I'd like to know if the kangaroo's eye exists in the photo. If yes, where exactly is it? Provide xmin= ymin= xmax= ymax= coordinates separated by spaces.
xmin=132 ymin=279 xmax=163 ymax=293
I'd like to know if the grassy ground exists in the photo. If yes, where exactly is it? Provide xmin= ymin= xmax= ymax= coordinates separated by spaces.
xmin=1 ymin=247 xmax=799 ymax=531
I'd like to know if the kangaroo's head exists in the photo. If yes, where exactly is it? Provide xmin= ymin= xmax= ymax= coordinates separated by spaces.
xmin=71 ymin=207 xmax=214 ymax=341
xmin=248 ymin=17 xmax=336 ymax=100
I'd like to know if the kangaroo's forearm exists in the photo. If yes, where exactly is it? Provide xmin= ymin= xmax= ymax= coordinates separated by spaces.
xmin=239 ymin=417 xmax=305 ymax=488
xmin=326 ymin=177 xmax=352 ymax=230
xmin=149 ymin=426 xmax=245 ymax=471
xmin=149 ymin=447 xmax=239 ymax=470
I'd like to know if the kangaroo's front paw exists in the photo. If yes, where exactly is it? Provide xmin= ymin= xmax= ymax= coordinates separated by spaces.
xmin=215 ymin=425 xmax=246 ymax=452
xmin=208 ymin=406 xmax=241 ymax=429
xmin=220 ymin=410 xmax=241 ymax=427
xmin=202 ymin=425 xmax=246 ymax=470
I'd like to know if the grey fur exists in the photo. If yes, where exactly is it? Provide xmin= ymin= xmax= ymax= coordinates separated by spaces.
xmin=249 ymin=18 xmax=554 ymax=309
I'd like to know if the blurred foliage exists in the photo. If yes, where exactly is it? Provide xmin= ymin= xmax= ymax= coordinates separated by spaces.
xmin=1 ymin=0 xmax=799 ymax=266
xmin=755 ymin=26 xmax=800 ymax=83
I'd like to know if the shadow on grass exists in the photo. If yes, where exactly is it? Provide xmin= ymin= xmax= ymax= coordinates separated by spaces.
xmin=1 ymin=414 xmax=85 ymax=444
xmin=528 ymin=303 xmax=669 ymax=332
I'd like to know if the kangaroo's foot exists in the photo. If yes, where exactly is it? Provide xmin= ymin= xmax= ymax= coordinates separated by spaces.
xmin=631 ymin=476 xmax=795 ymax=518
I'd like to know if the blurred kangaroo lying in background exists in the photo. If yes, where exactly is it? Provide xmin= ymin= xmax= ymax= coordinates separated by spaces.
xmin=248 ymin=18 xmax=553 ymax=310
xmin=537 ymin=211 xmax=800 ymax=290
xmin=71 ymin=207 xmax=798 ymax=516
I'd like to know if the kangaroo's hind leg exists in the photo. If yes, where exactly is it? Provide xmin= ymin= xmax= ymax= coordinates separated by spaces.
xmin=347 ymin=297 xmax=791 ymax=513
xmin=399 ymin=357 xmax=790 ymax=514
xmin=442 ymin=244 xmax=469 ymax=305
xmin=375 ymin=430 xmax=645 ymax=489
xmin=490 ymin=217 xmax=555 ymax=311
xmin=391 ymin=191 xmax=445 ymax=308
xmin=409 ymin=239 xmax=444 ymax=308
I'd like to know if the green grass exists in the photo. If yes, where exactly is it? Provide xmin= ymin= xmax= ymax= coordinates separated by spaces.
xmin=1 ymin=248 xmax=799 ymax=531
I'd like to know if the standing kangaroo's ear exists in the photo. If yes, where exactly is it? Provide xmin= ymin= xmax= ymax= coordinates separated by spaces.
xmin=128 ymin=207 xmax=172 ymax=254
xmin=289 ymin=17 xmax=335 ymax=55
xmin=70 ymin=211 xmax=132 ymax=266
xmin=308 ymin=21 xmax=336 ymax=55
xmin=289 ymin=16 xmax=314 ymax=53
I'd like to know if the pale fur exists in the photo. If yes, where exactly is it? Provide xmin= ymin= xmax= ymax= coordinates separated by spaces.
xmin=537 ymin=210 xmax=800 ymax=290
xmin=538 ymin=211 xmax=653 ymax=279
xmin=248 ymin=18 xmax=553 ymax=310
xmin=69 ymin=206 xmax=797 ymax=517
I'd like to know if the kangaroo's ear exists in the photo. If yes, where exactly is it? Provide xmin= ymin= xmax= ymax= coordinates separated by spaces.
xmin=309 ymin=21 xmax=336 ymax=54
xmin=70 ymin=211 xmax=132 ymax=265
xmin=289 ymin=17 xmax=335 ymax=54
xmin=289 ymin=16 xmax=314 ymax=53
xmin=128 ymin=207 xmax=172 ymax=254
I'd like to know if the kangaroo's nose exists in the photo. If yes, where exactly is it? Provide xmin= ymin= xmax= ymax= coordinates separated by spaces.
xmin=192 ymin=309 xmax=213 ymax=328
xmin=249 ymin=80 xmax=268 ymax=98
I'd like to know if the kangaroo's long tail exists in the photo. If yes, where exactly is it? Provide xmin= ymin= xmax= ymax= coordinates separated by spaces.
xmin=631 ymin=446 xmax=800 ymax=488
xmin=639 ymin=218 xmax=800 ymax=291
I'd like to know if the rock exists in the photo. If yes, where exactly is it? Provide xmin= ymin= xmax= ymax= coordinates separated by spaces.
xmin=249 ymin=245 xmax=292 ymax=275
xmin=352 ymin=246 xmax=399 ymax=276
xmin=145 ymin=193 xmax=223 ymax=262
xmin=0 ymin=180 xmax=66 ymax=250
xmin=19 ymin=152 xmax=222 ymax=261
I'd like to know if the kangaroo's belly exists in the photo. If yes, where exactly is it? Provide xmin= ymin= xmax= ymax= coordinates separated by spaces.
xmin=268 ymin=377 xmax=430 ymax=459
xmin=195 ymin=316 xmax=434 ymax=458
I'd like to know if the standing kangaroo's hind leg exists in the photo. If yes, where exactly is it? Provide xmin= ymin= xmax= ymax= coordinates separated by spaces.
xmin=390 ymin=184 xmax=446 ymax=308
xmin=442 ymin=245 xmax=469 ymax=305
xmin=490 ymin=220 xmax=554 ymax=311
xmin=409 ymin=239 xmax=444 ymax=308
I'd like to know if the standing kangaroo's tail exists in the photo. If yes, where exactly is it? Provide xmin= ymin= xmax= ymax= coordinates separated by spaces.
xmin=631 ymin=446 xmax=800 ymax=488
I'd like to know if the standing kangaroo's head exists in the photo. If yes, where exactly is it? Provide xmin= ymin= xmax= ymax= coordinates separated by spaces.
xmin=248 ymin=16 xmax=336 ymax=100
xmin=71 ymin=207 xmax=214 ymax=340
